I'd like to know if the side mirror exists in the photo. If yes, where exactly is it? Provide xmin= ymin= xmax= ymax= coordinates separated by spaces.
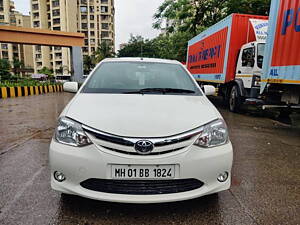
xmin=203 ymin=85 xmax=216 ymax=96
xmin=63 ymin=82 xmax=78 ymax=93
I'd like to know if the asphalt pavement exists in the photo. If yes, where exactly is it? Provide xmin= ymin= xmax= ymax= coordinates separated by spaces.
xmin=0 ymin=92 xmax=299 ymax=225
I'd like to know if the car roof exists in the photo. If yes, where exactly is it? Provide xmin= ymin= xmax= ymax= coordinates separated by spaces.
xmin=101 ymin=57 xmax=181 ymax=65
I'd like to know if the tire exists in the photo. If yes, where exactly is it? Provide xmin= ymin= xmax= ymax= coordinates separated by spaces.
xmin=229 ymin=85 xmax=242 ymax=112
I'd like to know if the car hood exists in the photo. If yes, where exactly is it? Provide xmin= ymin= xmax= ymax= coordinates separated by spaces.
xmin=65 ymin=93 xmax=219 ymax=137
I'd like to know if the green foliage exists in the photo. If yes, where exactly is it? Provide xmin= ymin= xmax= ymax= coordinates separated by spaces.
xmin=117 ymin=33 xmax=193 ymax=62
xmin=0 ymin=78 xmax=60 ymax=87
xmin=38 ymin=66 xmax=53 ymax=77
xmin=118 ymin=35 xmax=159 ymax=58
xmin=83 ymin=55 xmax=96 ymax=74
xmin=153 ymin=0 xmax=271 ymax=35
xmin=12 ymin=58 xmax=25 ymax=75
xmin=226 ymin=0 xmax=271 ymax=15
xmin=0 ymin=58 xmax=12 ymax=81
xmin=93 ymin=41 xmax=115 ymax=63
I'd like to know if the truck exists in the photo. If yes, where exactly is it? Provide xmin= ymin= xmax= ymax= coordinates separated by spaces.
xmin=187 ymin=0 xmax=300 ymax=114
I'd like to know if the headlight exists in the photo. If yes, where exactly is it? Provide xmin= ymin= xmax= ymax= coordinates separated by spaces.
xmin=194 ymin=119 xmax=228 ymax=148
xmin=55 ymin=117 xmax=92 ymax=147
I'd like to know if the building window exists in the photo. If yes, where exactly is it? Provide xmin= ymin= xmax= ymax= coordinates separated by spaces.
xmin=90 ymin=31 xmax=95 ymax=36
xmin=90 ymin=39 xmax=95 ymax=44
xmin=90 ymin=23 xmax=94 ymax=29
xmin=101 ymin=31 xmax=109 ymax=38
xmin=101 ymin=0 xmax=108 ymax=4
xmin=54 ymin=46 xmax=61 ymax=51
xmin=101 ymin=23 xmax=109 ymax=30
xmin=81 ymin=0 xmax=87 ymax=4
xmin=33 ymin=21 xmax=40 ymax=27
xmin=32 ymin=4 xmax=39 ymax=10
xmin=36 ymin=54 xmax=42 ymax=59
xmin=90 ymin=6 xmax=94 ymax=13
xmin=91 ymin=47 xmax=95 ymax=52
xmin=53 ymin=26 xmax=61 ymax=31
xmin=33 ymin=12 xmax=39 ymax=19
xmin=80 ymin=6 xmax=87 ymax=13
xmin=81 ymin=23 xmax=88 ymax=29
xmin=52 ymin=1 xmax=59 ymax=7
xmin=52 ymin=9 xmax=60 ymax=17
xmin=84 ymin=39 xmax=88 ymax=45
xmin=1 ymin=44 xmax=8 ymax=49
xmin=2 ymin=51 xmax=8 ymax=58
xmin=101 ymin=6 xmax=108 ymax=13
xmin=90 ymin=15 xmax=94 ymax=20
xmin=101 ymin=15 xmax=109 ymax=21
xmin=82 ymin=47 xmax=88 ymax=53
xmin=81 ymin=15 xmax=87 ymax=20
xmin=53 ymin=18 xmax=60 ymax=25
xmin=0 ymin=15 xmax=4 ymax=20
xmin=35 ymin=45 xmax=42 ymax=52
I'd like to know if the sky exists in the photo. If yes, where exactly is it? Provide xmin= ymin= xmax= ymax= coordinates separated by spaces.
xmin=13 ymin=0 xmax=164 ymax=51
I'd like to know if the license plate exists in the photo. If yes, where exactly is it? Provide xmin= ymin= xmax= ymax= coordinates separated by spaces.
xmin=111 ymin=165 xmax=175 ymax=179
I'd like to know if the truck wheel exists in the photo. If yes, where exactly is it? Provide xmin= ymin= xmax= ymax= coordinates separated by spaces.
xmin=229 ymin=85 xmax=242 ymax=112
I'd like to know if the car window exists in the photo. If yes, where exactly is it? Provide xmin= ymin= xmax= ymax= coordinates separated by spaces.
xmin=82 ymin=62 xmax=201 ymax=95
xmin=242 ymin=47 xmax=255 ymax=67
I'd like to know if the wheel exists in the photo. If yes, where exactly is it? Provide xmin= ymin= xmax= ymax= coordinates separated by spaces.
xmin=229 ymin=85 xmax=242 ymax=112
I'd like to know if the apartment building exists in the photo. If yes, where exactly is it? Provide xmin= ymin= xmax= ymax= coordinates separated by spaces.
xmin=0 ymin=0 xmax=34 ymax=70
xmin=31 ymin=0 xmax=115 ymax=75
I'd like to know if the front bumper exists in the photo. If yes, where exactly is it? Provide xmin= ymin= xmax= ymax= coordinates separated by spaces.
xmin=49 ymin=140 xmax=233 ymax=203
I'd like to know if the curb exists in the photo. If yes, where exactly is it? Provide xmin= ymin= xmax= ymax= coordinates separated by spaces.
xmin=0 ymin=84 xmax=63 ymax=99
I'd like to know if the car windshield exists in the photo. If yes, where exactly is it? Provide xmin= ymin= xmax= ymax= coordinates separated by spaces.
xmin=82 ymin=62 xmax=201 ymax=95
xmin=257 ymin=43 xmax=265 ymax=69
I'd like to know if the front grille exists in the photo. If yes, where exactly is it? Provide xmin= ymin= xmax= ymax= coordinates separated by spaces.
xmin=80 ymin=178 xmax=204 ymax=195
xmin=100 ymin=145 xmax=185 ymax=155
xmin=82 ymin=124 xmax=203 ymax=156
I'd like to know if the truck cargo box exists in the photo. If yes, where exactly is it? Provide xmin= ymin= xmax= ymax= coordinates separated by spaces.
xmin=187 ymin=14 xmax=268 ymax=84
xmin=261 ymin=0 xmax=300 ymax=91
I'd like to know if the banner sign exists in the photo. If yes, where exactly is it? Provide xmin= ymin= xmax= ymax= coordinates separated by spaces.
xmin=249 ymin=19 xmax=268 ymax=42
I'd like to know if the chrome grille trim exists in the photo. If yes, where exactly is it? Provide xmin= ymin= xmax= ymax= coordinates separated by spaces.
xmin=82 ymin=124 xmax=203 ymax=147
xmin=100 ymin=145 xmax=186 ymax=155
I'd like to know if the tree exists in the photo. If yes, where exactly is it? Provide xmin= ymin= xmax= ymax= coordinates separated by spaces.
xmin=117 ymin=35 xmax=159 ymax=58
xmin=38 ymin=66 xmax=53 ymax=77
xmin=83 ymin=55 xmax=95 ymax=74
xmin=12 ymin=58 xmax=25 ymax=76
xmin=93 ymin=41 xmax=115 ymax=63
xmin=0 ymin=58 xmax=12 ymax=81
xmin=153 ymin=0 xmax=271 ymax=36
xmin=226 ymin=0 xmax=271 ymax=16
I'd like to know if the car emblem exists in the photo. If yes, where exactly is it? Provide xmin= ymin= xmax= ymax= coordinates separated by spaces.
xmin=134 ymin=140 xmax=154 ymax=154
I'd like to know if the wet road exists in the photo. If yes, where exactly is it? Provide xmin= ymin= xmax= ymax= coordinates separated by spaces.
xmin=0 ymin=93 xmax=299 ymax=225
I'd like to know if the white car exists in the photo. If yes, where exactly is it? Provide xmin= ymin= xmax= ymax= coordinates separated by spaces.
xmin=49 ymin=58 xmax=233 ymax=203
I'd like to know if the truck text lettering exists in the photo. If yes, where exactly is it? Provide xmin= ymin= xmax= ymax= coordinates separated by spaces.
xmin=281 ymin=7 xmax=300 ymax=35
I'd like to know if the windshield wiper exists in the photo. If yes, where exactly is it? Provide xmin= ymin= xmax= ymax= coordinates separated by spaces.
xmin=123 ymin=88 xmax=195 ymax=94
